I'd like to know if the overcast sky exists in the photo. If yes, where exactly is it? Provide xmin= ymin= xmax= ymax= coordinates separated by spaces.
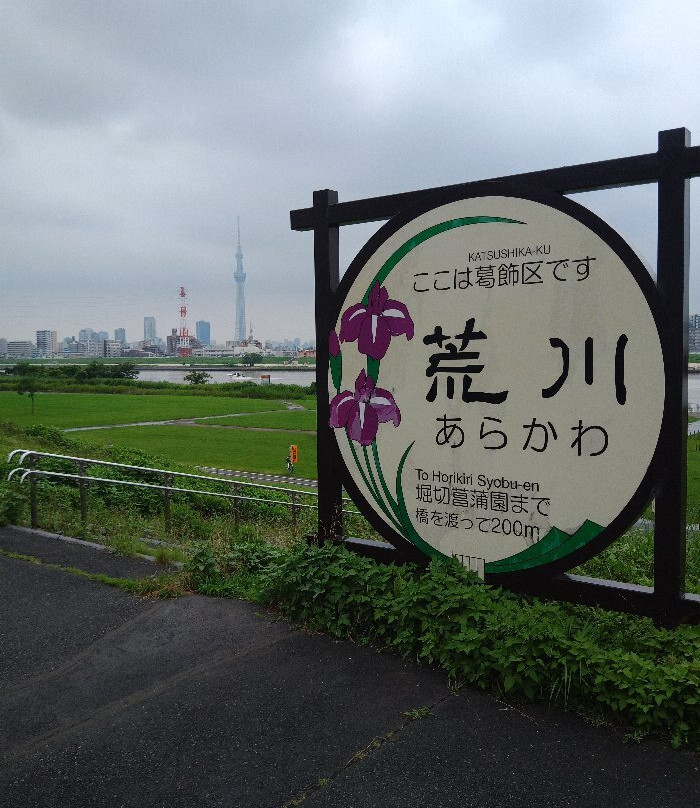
xmin=2 ymin=0 xmax=700 ymax=345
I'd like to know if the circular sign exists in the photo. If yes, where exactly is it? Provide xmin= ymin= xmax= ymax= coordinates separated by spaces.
xmin=328 ymin=184 xmax=665 ymax=579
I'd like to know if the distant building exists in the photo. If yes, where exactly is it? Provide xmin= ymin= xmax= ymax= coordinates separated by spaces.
xmin=61 ymin=337 xmax=78 ymax=355
xmin=0 ymin=338 xmax=7 ymax=357
xmin=6 ymin=341 xmax=35 ymax=358
xmin=114 ymin=327 xmax=126 ymax=345
xmin=690 ymin=315 xmax=700 ymax=353
xmin=196 ymin=344 xmax=265 ymax=358
xmin=144 ymin=317 xmax=157 ymax=343
xmin=191 ymin=347 xmax=237 ymax=357
xmin=62 ymin=338 xmax=100 ymax=357
xmin=196 ymin=320 xmax=211 ymax=346
xmin=79 ymin=328 xmax=97 ymax=343
xmin=225 ymin=335 xmax=263 ymax=351
xmin=166 ymin=328 xmax=179 ymax=356
xmin=36 ymin=330 xmax=58 ymax=358
xmin=101 ymin=340 xmax=122 ymax=358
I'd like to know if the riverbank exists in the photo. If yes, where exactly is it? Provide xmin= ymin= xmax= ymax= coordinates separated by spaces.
xmin=137 ymin=362 xmax=315 ymax=372
xmin=0 ymin=358 xmax=315 ymax=371
xmin=136 ymin=366 xmax=315 ymax=386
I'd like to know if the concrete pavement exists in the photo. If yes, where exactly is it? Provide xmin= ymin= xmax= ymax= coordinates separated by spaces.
xmin=1 ymin=526 xmax=698 ymax=807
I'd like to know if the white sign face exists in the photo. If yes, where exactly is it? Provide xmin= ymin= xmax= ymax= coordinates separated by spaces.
xmin=328 ymin=188 xmax=665 ymax=577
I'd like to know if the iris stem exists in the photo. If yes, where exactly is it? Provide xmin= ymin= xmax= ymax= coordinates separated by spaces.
xmin=362 ymin=443 xmax=403 ymax=533
xmin=347 ymin=438 xmax=402 ymax=533
xmin=371 ymin=442 xmax=399 ymax=515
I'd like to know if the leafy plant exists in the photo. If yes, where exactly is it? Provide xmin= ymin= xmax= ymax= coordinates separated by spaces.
xmin=402 ymin=706 xmax=432 ymax=721
xmin=0 ymin=483 xmax=24 ymax=526
xmin=183 ymin=540 xmax=218 ymax=584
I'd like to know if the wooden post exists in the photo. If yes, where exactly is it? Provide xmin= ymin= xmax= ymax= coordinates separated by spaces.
xmin=653 ymin=128 xmax=690 ymax=626
xmin=313 ymin=189 xmax=344 ymax=543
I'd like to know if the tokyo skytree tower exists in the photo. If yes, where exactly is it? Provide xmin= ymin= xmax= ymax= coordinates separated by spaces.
xmin=233 ymin=218 xmax=247 ymax=344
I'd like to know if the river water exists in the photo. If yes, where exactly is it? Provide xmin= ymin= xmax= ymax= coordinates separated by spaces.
xmin=137 ymin=368 xmax=316 ymax=387
xmin=140 ymin=368 xmax=700 ymax=405
xmin=688 ymin=376 xmax=700 ymax=410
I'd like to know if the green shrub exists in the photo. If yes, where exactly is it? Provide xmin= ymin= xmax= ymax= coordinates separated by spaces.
xmin=183 ymin=540 xmax=218 ymax=585
xmin=170 ymin=503 xmax=210 ymax=543
xmin=0 ymin=483 xmax=24 ymax=526
xmin=23 ymin=424 xmax=76 ymax=449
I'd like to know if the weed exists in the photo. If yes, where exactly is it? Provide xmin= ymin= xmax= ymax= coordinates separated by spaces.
xmin=0 ymin=483 xmax=24 ymax=526
xmin=624 ymin=728 xmax=648 ymax=744
xmin=0 ymin=547 xmax=144 ymax=592
xmin=346 ymin=736 xmax=386 ymax=766
xmin=402 ymin=706 xmax=433 ymax=721
xmin=153 ymin=545 xmax=182 ymax=565
xmin=134 ymin=574 xmax=190 ymax=598
xmin=281 ymin=792 xmax=307 ymax=808
xmin=110 ymin=534 xmax=141 ymax=558
xmin=183 ymin=540 xmax=218 ymax=584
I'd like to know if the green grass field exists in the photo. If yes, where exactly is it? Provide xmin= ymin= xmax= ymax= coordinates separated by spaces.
xmin=71 ymin=425 xmax=319 ymax=478
xmin=1 ymin=391 xmax=294 ymax=429
xmin=2 ymin=390 xmax=318 ymax=478
xmin=4 ymin=389 xmax=700 ymax=515
xmin=686 ymin=437 xmax=700 ymax=521
xmin=203 ymin=409 xmax=317 ymax=431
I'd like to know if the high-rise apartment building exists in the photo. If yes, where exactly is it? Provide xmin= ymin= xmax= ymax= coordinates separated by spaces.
xmin=115 ymin=327 xmax=126 ymax=345
xmin=196 ymin=321 xmax=211 ymax=346
xmin=166 ymin=328 xmax=179 ymax=356
xmin=144 ymin=317 xmax=157 ymax=342
xmin=690 ymin=314 xmax=700 ymax=353
xmin=36 ymin=330 xmax=58 ymax=357
xmin=79 ymin=328 xmax=97 ymax=343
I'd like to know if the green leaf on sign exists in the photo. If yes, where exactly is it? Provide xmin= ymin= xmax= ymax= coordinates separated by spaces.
xmin=330 ymin=352 xmax=342 ymax=392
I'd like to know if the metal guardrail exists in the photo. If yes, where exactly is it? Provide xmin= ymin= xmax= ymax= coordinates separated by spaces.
xmin=6 ymin=449 xmax=360 ymax=536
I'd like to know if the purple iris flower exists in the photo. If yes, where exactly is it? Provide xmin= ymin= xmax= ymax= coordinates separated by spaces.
xmin=329 ymin=369 xmax=401 ymax=446
xmin=339 ymin=283 xmax=414 ymax=360
xmin=328 ymin=329 xmax=341 ymax=358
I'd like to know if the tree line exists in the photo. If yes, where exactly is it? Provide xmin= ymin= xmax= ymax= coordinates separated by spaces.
xmin=4 ymin=361 xmax=139 ymax=380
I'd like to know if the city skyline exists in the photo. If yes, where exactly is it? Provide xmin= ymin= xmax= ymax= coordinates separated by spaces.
xmin=0 ymin=319 xmax=314 ymax=354
xmin=4 ymin=3 xmax=700 ymax=344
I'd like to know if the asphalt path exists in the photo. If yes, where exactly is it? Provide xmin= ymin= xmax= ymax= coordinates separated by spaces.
xmin=62 ymin=401 xmax=308 ymax=433
xmin=1 ymin=526 xmax=699 ymax=807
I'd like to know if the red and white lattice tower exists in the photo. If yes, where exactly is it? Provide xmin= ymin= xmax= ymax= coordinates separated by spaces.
xmin=178 ymin=286 xmax=191 ymax=357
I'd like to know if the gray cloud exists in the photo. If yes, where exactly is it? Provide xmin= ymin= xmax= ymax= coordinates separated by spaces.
xmin=2 ymin=0 xmax=700 ymax=344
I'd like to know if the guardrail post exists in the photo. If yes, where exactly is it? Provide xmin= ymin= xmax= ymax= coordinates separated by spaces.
xmin=163 ymin=474 xmax=172 ymax=535
xmin=231 ymin=483 xmax=240 ymax=530
xmin=29 ymin=455 xmax=38 ymax=529
xmin=291 ymin=491 xmax=298 ymax=534
xmin=77 ymin=461 xmax=88 ymax=534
